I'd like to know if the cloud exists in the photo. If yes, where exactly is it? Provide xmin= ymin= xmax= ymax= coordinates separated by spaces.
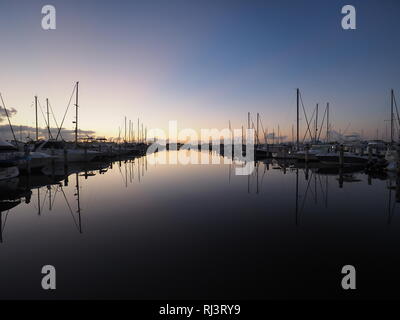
xmin=266 ymin=133 xmax=288 ymax=141
xmin=329 ymin=130 xmax=361 ymax=141
xmin=0 ymin=125 xmax=96 ymax=141
xmin=0 ymin=107 xmax=17 ymax=123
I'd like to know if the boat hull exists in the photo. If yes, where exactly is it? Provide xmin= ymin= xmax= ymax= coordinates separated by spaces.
xmin=317 ymin=154 xmax=369 ymax=165
xmin=40 ymin=150 xmax=100 ymax=163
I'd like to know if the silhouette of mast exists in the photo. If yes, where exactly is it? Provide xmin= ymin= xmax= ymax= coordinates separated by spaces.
xmin=75 ymin=81 xmax=79 ymax=146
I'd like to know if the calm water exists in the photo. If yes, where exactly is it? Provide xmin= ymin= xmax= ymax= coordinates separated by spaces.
xmin=0 ymin=150 xmax=400 ymax=299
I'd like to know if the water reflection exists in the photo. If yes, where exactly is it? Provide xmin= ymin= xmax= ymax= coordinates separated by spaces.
xmin=1 ymin=150 xmax=400 ymax=299
xmin=0 ymin=155 xmax=148 ymax=243
xmin=0 ymin=151 xmax=399 ymax=243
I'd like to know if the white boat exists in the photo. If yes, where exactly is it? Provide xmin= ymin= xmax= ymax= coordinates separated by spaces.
xmin=294 ymin=144 xmax=333 ymax=161
xmin=1 ymin=139 xmax=54 ymax=171
xmin=367 ymin=140 xmax=388 ymax=158
xmin=34 ymin=140 xmax=100 ymax=163
xmin=17 ymin=152 xmax=54 ymax=171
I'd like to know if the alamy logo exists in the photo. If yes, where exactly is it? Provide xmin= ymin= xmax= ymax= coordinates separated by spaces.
xmin=341 ymin=265 xmax=356 ymax=290
xmin=146 ymin=121 xmax=256 ymax=176
xmin=41 ymin=265 xmax=56 ymax=290
xmin=41 ymin=5 xmax=56 ymax=30
xmin=341 ymin=5 xmax=356 ymax=30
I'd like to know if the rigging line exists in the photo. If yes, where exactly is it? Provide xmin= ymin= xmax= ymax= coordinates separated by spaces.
xmin=51 ymin=185 xmax=60 ymax=208
xmin=0 ymin=93 xmax=17 ymax=142
xmin=306 ymin=178 xmax=316 ymax=199
xmin=60 ymin=186 xmax=80 ymax=231
xmin=302 ymin=107 xmax=316 ymax=143
xmin=393 ymin=93 xmax=400 ymax=129
xmin=317 ymin=173 xmax=327 ymax=200
xmin=48 ymin=100 xmax=64 ymax=140
xmin=258 ymin=115 xmax=267 ymax=143
xmin=37 ymin=99 xmax=54 ymax=139
xmin=317 ymin=106 xmax=328 ymax=142
xmin=56 ymin=83 xmax=76 ymax=140
xmin=259 ymin=118 xmax=267 ymax=137
xmin=299 ymin=172 xmax=314 ymax=222
xmin=2 ymin=212 xmax=9 ymax=233
xmin=299 ymin=92 xmax=314 ymax=142
xmin=260 ymin=162 xmax=268 ymax=186
xmin=41 ymin=188 xmax=49 ymax=213
xmin=342 ymin=122 xmax=352 ymax=136
xmin=251 ymin=119 xmax=260 ymax=144
xmin=118 ymin=161 xmax=127 ymax=185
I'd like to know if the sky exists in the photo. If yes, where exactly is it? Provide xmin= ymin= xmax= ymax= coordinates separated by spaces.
xmin=0 ymin=0 xmax=399 ymax=141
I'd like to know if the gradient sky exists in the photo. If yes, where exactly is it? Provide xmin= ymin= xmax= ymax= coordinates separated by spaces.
xmin=0 ymin=0 xmax=399 ymax=140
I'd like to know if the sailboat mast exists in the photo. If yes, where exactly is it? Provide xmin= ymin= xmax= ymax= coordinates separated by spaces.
xmin=292 ymin=124 xmax=294 ymax=144
xmin=315 ymin=103 xmax=318 ymax=143
xmin=75 ymin=81 xmax=79 ymax=146
xmin=229 ymin=120 xmax=232 ymax=143
xmin=296 ymin=88 xmax=300 ymax=150
xmin=278 ymin=125 xmax=280 ymax=144
xmin=35 ymin=96 xmax=39 ymax=141
xmin=76 ymin=173 xmax=82 ymax=234
xmin=129 ymin=119 xmax=131 ymax=143
xmin=124 ymin=117 xmax=127 ymax=142
xmin=326 ymin=102 xmax=329 ymax=142
xmin=256 ymin=113 xmax=260 ymax=145
xmin=0 ymin=93 xmax=16 ymax=142
xmin=391 ymin=89 xmax=394 ymax=144
xmin=46 ymin=98 xmax=51 ymax=139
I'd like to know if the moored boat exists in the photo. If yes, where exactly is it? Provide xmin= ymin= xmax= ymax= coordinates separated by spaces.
xmin=316 ymin=152 xmax=369 ymax=165
xmin=33 ymin=140 xmax=100 ymax=163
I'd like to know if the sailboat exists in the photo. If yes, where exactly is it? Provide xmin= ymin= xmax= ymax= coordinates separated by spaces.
xmin=0 ymin=140 xmax=19 ymax=180
xmin=1 ymin=139 xmax=54 ymax=172
xmin=33 ymin=140 xmax=100 ymax=163
xmin=385 ymin=90 xmax=400 ymax=172
xmin=31 ymin=82 xmax=100 ymax=163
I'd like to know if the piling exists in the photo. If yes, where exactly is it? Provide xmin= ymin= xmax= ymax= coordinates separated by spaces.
xmin=84 ymin=145 xmax=88 ymax=162
xmin=339 ymin=145 xmax=344 ymax=167
xmin=339 ymin=168 xmax=344 ymax=188
xmin=64 ymin=147 xmax=68 ymax=163
xmin=397 ymin=145 xmax=400 ymax=175
xmin=24 ymin=146 xmax=31 ymax=175
xmin=305 ymin=145 xmax=309 ymax=163
xmin=64 ymin=147 xmax=68 ymax=175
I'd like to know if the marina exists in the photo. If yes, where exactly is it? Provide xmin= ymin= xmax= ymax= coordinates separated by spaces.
xmin=1 ymin=0 xmax=400 ymax=304
xmin=1 ymin=86 xmax=399 ymax=180
xmin=1 ymin=82 xmax=400 ymax=298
